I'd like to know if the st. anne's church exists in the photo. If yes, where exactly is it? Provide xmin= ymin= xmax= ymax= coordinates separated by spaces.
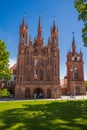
xmin=15 ymin=17 xmax=86 ymax=99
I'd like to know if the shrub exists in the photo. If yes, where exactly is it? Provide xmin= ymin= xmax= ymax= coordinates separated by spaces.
xmin=0 ymin=88 xmax=10 ymax=97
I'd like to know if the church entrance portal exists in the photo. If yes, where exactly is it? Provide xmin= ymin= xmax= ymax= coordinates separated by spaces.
xmin=34 ymin=88 xmax=44 ymax=99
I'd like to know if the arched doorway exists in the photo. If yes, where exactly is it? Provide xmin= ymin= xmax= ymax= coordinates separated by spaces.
xmin=47 ymin=89 xmax=51 ymax=98
xmin=25 ymin=88 xmax=30 ymax=98
xmin=34 ymin=88 xmax=44 ymax=99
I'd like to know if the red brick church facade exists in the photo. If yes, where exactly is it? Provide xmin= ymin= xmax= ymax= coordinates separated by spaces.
xmin=15 ymin=17 xmax=86 ymax=99
xmin=15 ymin=17 xmax=60 ymax=98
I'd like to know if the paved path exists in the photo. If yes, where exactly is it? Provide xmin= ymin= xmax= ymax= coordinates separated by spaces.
xmin=60 ymin=95 xmax=87 ymax=100
xmin=0 ymin=95 xmax=87 ymax=102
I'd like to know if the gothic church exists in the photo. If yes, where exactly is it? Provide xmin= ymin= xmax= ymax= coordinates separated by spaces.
xmin=15 ymin=17 xmax=86 ymax=99
xmin=15 ymin=17 xmax=60 ymax=98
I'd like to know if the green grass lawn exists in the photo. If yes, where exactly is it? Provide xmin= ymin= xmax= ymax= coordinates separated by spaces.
xmin=0 ymin=100 xmax=87 ymax=130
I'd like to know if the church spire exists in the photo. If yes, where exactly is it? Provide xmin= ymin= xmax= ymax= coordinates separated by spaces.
xmin=53 ymin=20 xmax=57 ymax=32
xmin=38 ymin=16 xmax=42 ymax=38
xmin=51 ymin=20 xmax=58 ymax=37
xmin=50 ymin=20 xmax=58 ymax=47
xmin=72 ymin=32 xmax=76 ymax=53
xmin=22 ymin=15 xmax=27 ymax=28
xmin=19 ymin=16 xmax=28 ymax=45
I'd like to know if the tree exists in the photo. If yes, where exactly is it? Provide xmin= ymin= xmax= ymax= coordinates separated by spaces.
xmin=0 ymin=39 xmax=11 ymax=82
xmin=85 ymin=80 xmax=87 ymax=91
xmin=74 ymin=0 xmax=87 ymax=47
xmin=0 ymin=88 xmax=10 ymax=97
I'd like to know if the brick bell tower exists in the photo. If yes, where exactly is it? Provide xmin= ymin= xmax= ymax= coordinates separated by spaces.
xmin=66 ymin=34 xmax=86 ymax=95
xmin=50 ymin=20 xmax=60 ymax=96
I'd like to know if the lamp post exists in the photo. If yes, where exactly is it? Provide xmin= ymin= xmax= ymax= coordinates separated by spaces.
xmin=70 ymin=63 xmax=77 ymax=99
xmin=54 ymin=88 xmax=57 ymax=99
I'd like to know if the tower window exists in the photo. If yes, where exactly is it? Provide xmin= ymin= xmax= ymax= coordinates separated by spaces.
xmin=21 ymin=34 xmax=24 ymax=42
xmin=75 ymin=57 xmax=77 ymax=61
xmin=14 ymin=76 xmax=16 ymax=80
xmin=74 ymin=69 xmax=78 ymax=79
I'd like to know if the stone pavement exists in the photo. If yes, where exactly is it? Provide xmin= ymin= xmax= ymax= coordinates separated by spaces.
xmin=0 ymin=95 xmax=87 ymax=102
xmin=60 ymin=95 xmax=87 ymax=100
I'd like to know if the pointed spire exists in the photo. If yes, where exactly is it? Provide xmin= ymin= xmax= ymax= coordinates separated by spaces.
xmin=22 ymin=15 xmax=26 ymax=25
xmin=52 ymin=16 xmax=57 ymax=33
xmin=51 ymin=19 xmax=58 ymax=37
xmin=72 ymin=32 xmax=75 ymax=44
xmin=38 ymin=16 xmax=42 ymax=28
xmin=22 ymin=14 xmax=27 ymax=28
xmin=38 ymin=16 xmax=42 ymax=36
xmin=53 ymin=20 xmax=56 ymax=31
xmin=72 ymin=32 xmax=76 ymax=53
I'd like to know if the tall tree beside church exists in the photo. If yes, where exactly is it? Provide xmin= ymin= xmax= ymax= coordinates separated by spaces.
xmin=74 ymin=0 xmax=87 ymax=47
xmin=85 ymin=80 xmax=87 ymax=90
xmin=0 ymin=39 xmax=11 ymax=81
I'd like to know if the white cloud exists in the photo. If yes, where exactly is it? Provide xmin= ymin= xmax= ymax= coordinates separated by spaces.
xmin=9 ymin=58 xmax=17 ymax=68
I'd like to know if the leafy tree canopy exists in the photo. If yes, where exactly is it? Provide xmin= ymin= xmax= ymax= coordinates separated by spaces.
xmin=74 ymin=0 xmax=87 ymax=47
xmin=85 ymin=80 xmax=87 ymax=90
xmin=85 ymin=80 xmax=87 ymax=85
xmin=0 ymin=88 xmax=10 ymax=97
xmin=0 ymin=39 xmax=11 ymax=81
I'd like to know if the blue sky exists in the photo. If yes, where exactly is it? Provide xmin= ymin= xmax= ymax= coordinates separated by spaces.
xmin=0 ymin=0 xmax=87 ymax=79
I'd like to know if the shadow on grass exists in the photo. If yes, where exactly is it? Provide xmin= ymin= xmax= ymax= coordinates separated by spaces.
xmin=0 ymin=100 xmax=87 ymax=130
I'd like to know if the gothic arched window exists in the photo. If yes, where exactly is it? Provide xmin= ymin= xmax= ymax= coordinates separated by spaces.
xmin=42 ymin=50 xmax=46 ymax=56
xmin=41 ymin=59 xmax=44 ymax=67
xmin=34 ymin=49 xmax=38 ymax=56
xmin=34 ymin=59 xmax=38 ymax=66
xmin=29 ymin=56 xmax=32 ymax=64
xmin=74 ymin=69 xmax=78 ymax=79
xmin=47 ymin=70 xmax=51 ymax=81
xmin=27 ymin=75 xmax=30 ymax=81
xmin=40 ymin=70 xmax=43 ymax=80
xmin=20 ymin=34 xmax=25 ymax=43
xmin=48 ymin=57 xmax=52 ymax=64
xmin=34 ymin=69 xmax=38 ymax=80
